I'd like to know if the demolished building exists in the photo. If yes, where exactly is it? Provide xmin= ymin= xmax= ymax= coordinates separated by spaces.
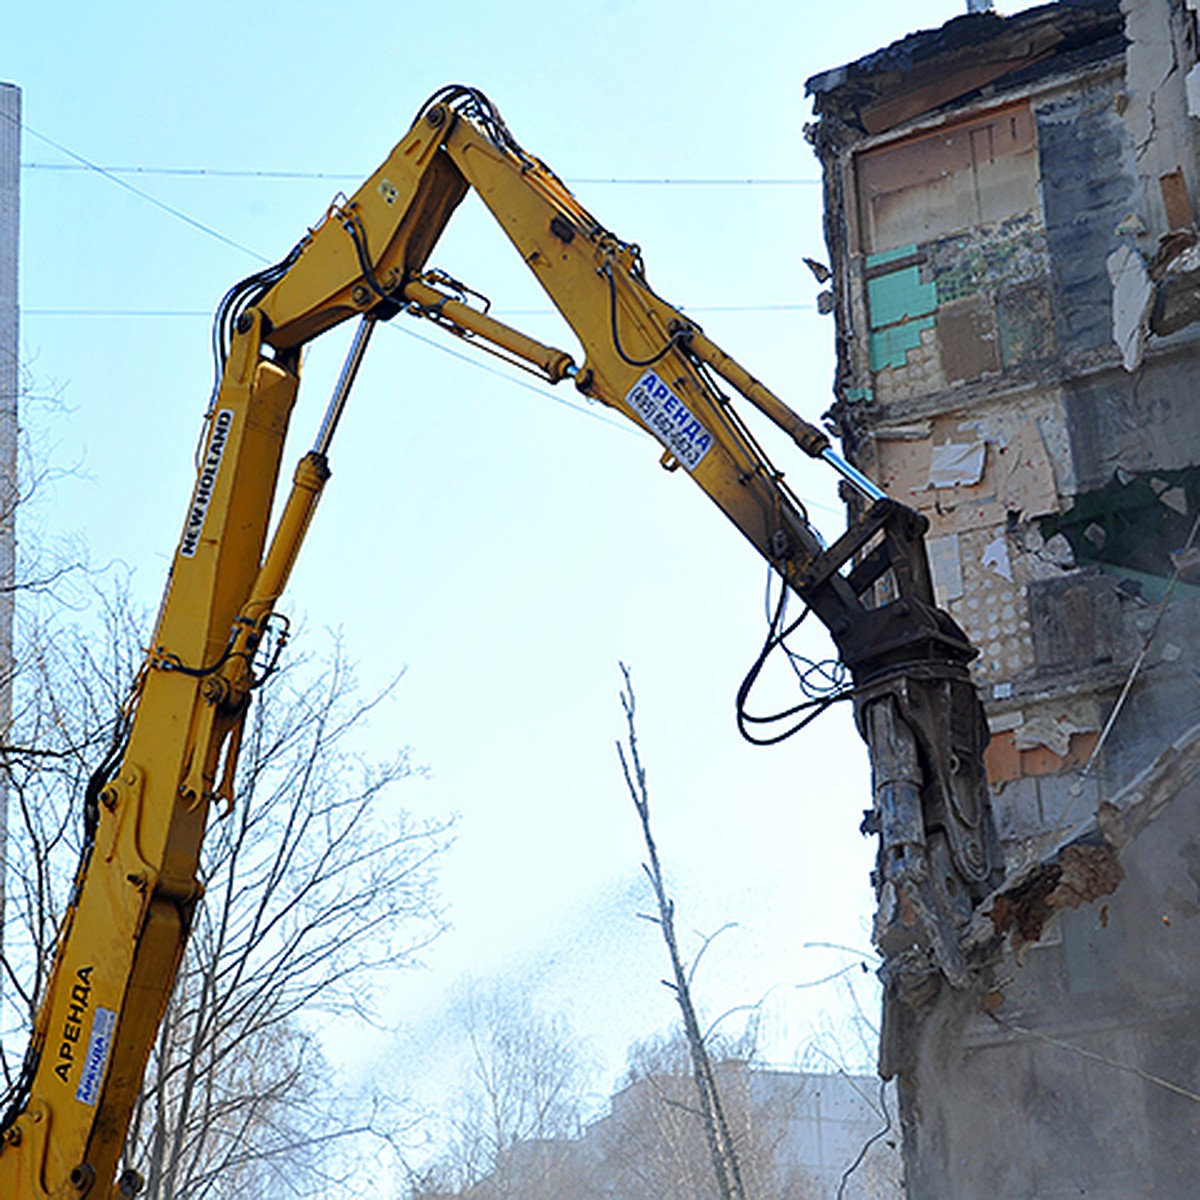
xmin=806 ymin=1 xmax=1200 ymax=1195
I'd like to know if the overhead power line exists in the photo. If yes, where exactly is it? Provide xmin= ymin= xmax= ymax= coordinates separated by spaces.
xmin=16 ymin=122 xmax=269 ymax=264
xmin=11 ymin=116 xmax=820 ymax=436
xmin=24 ymin=302 xmax=815 ymax=318
xmin=575 ymin=177 xmax=819 ymax=187
xmin=24 ymin=309 xmax=211 ymax=318
xmin=22 ymin=161 xmax=820 ymax=187
xmin=23 ymin=163 xmax=364 ymax=182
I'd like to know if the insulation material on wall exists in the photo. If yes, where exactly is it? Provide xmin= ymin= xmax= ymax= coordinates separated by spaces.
xmin=984 ymin=727 xmax=1100 ymax=783
xmin=1012 ymin=701 xmax=1100 ymax=756
xmin=982 ymin=534 xmax=1013 ymax=581
xmin=874 ymin=425 xmax=998 ymax=533
xmin=983 ymin=697 xmax=1101 ymax=786
xmin=929 ymin=438 xmax=986 ymax=488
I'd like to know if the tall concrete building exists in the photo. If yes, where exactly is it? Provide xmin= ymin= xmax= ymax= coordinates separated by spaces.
xmin=0 ymin=83 xmax=18 ymax=946
xmin=806 ymin=2 xmax=1200 ymax=1195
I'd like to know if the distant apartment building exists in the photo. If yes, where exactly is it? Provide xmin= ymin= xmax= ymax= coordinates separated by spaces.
xmin=419 ymin=1065 xmax=901 ymax=1199
xmin=588 ymin=1066 xmax=902 ymax=1200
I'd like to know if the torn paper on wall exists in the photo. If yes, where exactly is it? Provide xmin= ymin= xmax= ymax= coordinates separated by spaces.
xmin=982 ymin=535 xmax=1014 ymax=581
xmin=929 ymin=438 xmax=987 ymax=488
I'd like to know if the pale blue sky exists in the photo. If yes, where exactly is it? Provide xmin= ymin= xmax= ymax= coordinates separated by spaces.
xmin=7 ymin=0 xmax=999 ymax=1134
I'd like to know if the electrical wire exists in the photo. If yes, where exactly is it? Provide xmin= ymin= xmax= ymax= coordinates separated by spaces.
xmin=689 ymin=356 xmax=817 ymax=531
xmin=24 ymin=302 xmax=815 ymax=318
xmin=22 ymin=162 xmax=365 ymax=181
xmin=26 ymin=89 xmax=846 ymax=737
xmin=16 ymin=121 xmax=269 ymax=263
xmin=23 ymin=161 xmax=821 ymax=187
xmin=383 ymin=316 xmax=635 ymax=434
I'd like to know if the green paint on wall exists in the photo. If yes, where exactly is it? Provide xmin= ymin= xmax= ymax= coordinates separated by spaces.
xmin=843 ymin=386 xmax=874 ymax=403
xmin=864 ymin=249 xmax=939 ymax=371
xmin=865 ymin=244 xmax=919 ymax=268
xmin=868 ymin=265 xmax=938 ymax=329
xmin=870 ymin=317 xmax=934 ymax=371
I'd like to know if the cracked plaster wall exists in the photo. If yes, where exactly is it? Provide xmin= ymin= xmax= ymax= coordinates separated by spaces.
xmin=1108 ymin=0 xmax=1200 ymax=365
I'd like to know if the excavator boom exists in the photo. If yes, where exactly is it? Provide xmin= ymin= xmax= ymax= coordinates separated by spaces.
xmin=0 ymin=86 xmax=1000 ymax=1199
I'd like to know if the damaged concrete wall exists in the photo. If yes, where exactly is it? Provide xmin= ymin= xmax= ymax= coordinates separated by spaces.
xmin=807 ymin=2 xmax=1200 ymax=1195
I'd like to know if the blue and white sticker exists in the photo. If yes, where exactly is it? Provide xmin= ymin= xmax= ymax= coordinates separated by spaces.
xmin=75 ymin=1006 xmax=117 ymax=1106
xmin=625 ymin=370 xmax=714 ymax=471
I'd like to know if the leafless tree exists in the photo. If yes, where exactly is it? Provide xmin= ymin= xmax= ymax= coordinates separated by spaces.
xmin=798 ymin=995 xmax=904 ymax=1200
xmin=0 ymin=372 xmax=95 ymax=972
xmin=412 ymin=982 xmax=595 ymax=1200
xmin=0 ymin=577 xmax=451 ymax=1197
xmin=123 ymin=644 xmax=450 ymax=1200
xmin=617 ymin=663 xmax=750 ymax=1200
xmin=0 ymin=580 xmax=144 ymax=1092
xmin=414 ymin=1021 xmax=829 ymax=1200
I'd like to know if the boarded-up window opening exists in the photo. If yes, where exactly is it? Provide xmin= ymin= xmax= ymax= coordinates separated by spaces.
xmin=855 ymin=100 xmax=1040 ymax=254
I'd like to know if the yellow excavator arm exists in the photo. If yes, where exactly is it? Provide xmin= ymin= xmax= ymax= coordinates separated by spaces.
xmin=0 ymin=86 xmax=1000 ymax=1198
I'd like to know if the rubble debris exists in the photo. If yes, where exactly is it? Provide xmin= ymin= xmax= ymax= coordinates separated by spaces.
xmin=1150 ymin=239 xmax=1200 ymax=336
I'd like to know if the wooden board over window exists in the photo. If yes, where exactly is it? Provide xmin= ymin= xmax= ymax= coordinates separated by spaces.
xmin=856 ymin=102 xmax=1040 ymax=253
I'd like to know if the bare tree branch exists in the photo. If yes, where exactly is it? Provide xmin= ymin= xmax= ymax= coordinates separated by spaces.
xmin=616 ymin=662 xmax=749 ymax=1200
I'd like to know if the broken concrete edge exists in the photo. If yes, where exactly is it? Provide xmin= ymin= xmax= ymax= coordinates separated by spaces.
xmin=875 ymin=719 xmax=1200 ymax=1080
xmin=808 ymin=0 xmax=1200 ymax=395
xmin=1150 ymin=237 xmax=1200 ymax=337
xmin=805 ymin=0 xmax=1125 ymax=135
xmin=963 ymin=717 xmax=1200 ymax=953
xmin=1110 ymin=232 xmax=1200 ymax=368
xmin=988 ymin=842 xmax=1125 ymax=946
